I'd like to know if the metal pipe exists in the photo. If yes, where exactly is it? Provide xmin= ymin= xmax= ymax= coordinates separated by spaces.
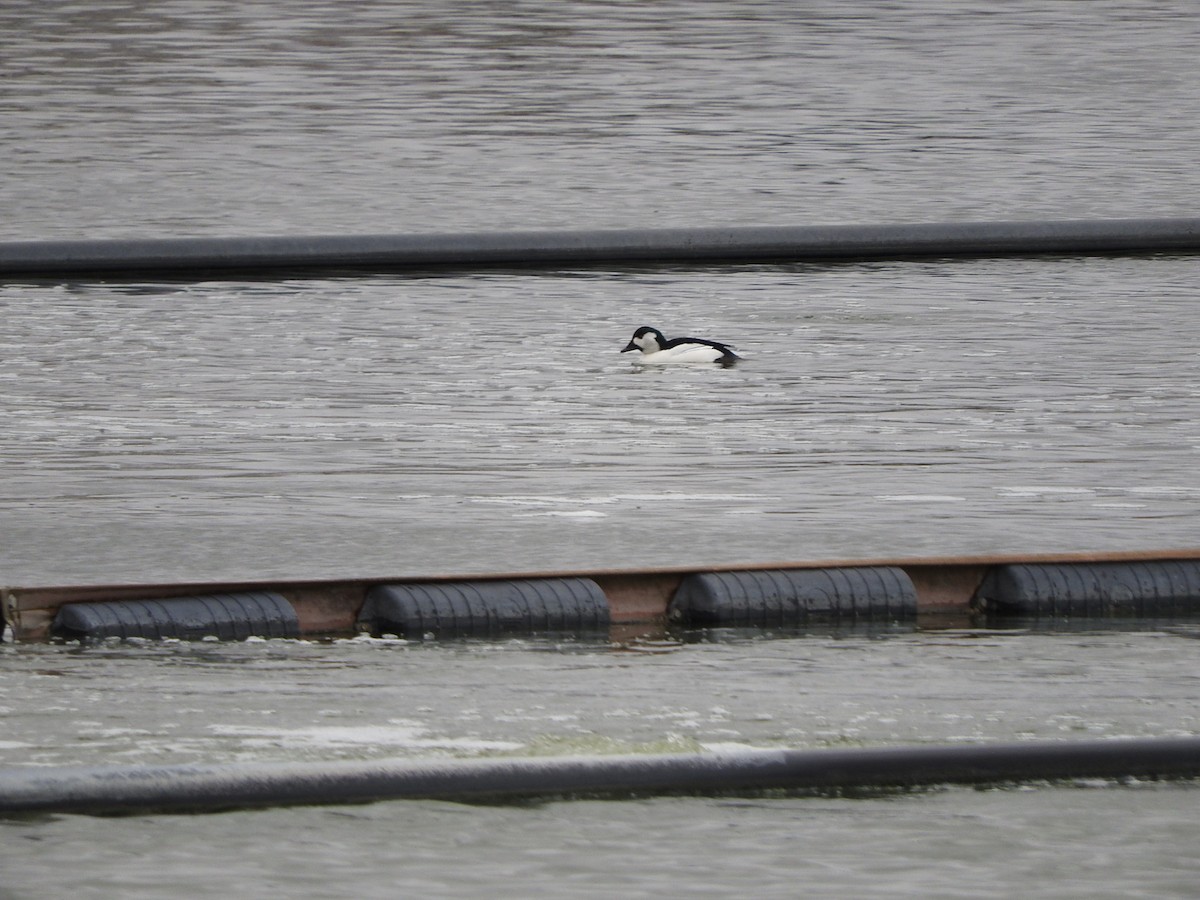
xmin=2 ymin=218 xmax=1200 ymax=278
xmin=2 ymin=737 xmax=1197 ymax=815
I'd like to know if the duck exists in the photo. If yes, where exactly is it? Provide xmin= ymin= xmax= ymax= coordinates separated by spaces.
xmin=621 ymin=325 xmax=740 ymax=366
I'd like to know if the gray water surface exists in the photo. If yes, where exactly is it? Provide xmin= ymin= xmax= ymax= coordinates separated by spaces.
xmin=4 ymin=1 xmax=1200 ymax=237
xmin=4 ymin=3 xmax=1200 ymax=897
xmin=4 ymin=782 xmax=1200 ymax=899
xmin=3 ymin=256 xmax=1199 ymax=584
xmin=3 ymin=629 xmax=1200 ymax=898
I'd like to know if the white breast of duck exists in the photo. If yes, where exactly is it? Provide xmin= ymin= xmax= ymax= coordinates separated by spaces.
xmin=621 ymin=326 xmax=739 ymax=366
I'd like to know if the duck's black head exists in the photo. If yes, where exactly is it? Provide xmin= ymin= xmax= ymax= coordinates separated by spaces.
xmin=622 ymin=326 xmax=665 ymax=354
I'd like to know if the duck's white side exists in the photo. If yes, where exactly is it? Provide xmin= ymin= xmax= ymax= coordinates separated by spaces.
xmin=621 ymin=326 xmax=739 ymax=366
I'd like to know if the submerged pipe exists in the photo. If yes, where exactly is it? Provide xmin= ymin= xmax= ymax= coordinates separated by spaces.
xmin=2 ymin=737 xmax=1198 ymax=816
xmin=2 ymin=218 xmax=1200 ymax=278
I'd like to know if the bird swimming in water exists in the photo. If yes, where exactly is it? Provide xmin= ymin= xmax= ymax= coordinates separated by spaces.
xmin=621 ymin=326 xmax=740 ymax=366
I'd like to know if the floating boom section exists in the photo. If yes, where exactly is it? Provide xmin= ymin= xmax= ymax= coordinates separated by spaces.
xmin=2 ymin=737 xmax=1199 ymax=816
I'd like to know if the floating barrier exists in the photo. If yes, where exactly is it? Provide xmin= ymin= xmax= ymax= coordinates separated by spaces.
xmin=669 ymin=567 xmax=917 ymax=627
xmin=975 ymin=560 xmax=1200 ymax=618
xmin=10 ymin=550 xmax=1200 ymax=643
xmin=2 ymin=736 xmax=1198 ymax=816
xmin=358 ymin=577 xmax=610 ymax=638
xmin=2 ymin=217 xmax=1200 ymax=278
xmin=51 ymin=592 xmax=299 ymax=641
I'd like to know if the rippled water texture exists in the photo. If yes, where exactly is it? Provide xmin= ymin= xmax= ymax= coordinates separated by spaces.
xmin=4 ymin=4 xmax=1200 ymax=897
xmin=4 ymin=784 xmax=1198 ymax=899
xmin=3 ymin=256 xmax=1199 ymax=583
xmin=4 ymin=1 xmax=1200 ymax=581
xmin=3 ymin=1 xmax=1200 ymax=237
xmin=3 ymin=630 xmax=1200 ymax=898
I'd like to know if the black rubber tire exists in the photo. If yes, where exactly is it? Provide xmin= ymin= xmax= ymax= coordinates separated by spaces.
xmin=669 ymin=567 xmax=917 ymax=627
xmin=358 ymin=578 xmax=610 ymax=638
xmin=975 ymin=560 xmax=1200 ymax=617
xmin=51 ymin=592 xmax=299 ymax=641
